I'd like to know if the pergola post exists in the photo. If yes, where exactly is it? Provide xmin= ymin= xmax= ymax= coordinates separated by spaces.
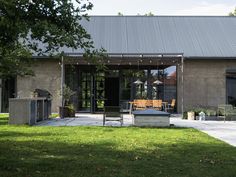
xmin=181 ymin=56 xmax=184 ymax=114
xmin=0 ymin=79 xmax=2 ymax=113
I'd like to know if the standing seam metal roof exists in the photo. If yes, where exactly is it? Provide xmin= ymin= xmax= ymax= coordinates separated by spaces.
xmin=76 ymin=16 xmax=236 ymax=58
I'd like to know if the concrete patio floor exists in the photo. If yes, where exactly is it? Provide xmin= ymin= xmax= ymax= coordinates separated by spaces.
xmin=172 ymin=118 xmax=236 ymax=147
xmin=36 ymin=114 xmax=236 ymax=147
xmin=37 ymin=114 xmax=133 ymax=127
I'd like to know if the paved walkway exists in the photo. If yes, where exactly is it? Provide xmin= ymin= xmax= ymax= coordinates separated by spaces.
xmin=37 ymin=114 xmax=236 ymax=147
xmin=172 ymin=118 xmax=236 ymax=147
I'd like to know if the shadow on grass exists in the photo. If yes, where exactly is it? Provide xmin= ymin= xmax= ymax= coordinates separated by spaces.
xmin=0 ymin=129 xmax=236 ymax=177
xmin=0 ymin=126 xmax=194 ymax=138
xmin=0 ymin=116 xmax=8 ymax=125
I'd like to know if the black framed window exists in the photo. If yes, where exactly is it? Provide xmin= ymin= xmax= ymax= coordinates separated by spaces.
xmin=1 ymin=78 xmax=16 ymax=112
xmin=226 ymin=72 xmax=236 ymax=107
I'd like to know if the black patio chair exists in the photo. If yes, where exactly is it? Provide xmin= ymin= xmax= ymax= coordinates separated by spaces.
xmin=103 ymin=106 xmax=123 ymax=126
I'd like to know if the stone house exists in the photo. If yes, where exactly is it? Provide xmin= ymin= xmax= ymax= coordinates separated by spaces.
xmin=1 ymin=16 xmax=236 ymax=113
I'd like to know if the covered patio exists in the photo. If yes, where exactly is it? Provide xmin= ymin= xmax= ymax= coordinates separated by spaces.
xmin=60 ymin=53 xmax=185 ymax=114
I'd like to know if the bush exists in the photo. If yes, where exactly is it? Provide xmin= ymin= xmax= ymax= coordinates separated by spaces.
xmin=186 ymin=106 xmax=217 ymax=116
xmin=182 ymin=112 xmax=187 ymax=119
xmin=205 ymin=109 xmax=217 ymax=116
xmin=66 ymin=104 xmax=75 ymax=117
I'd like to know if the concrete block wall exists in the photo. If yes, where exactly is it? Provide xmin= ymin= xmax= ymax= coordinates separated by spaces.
xmin=178 ymin=59 xmax=236 ymax=112
xmin=16 ymin=58 xmax=236 ymax=114
xmin=17 ymin=59 xmax=61 ymax=113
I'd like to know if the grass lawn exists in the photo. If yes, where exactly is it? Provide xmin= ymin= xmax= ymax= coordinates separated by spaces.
xmin=0 ymin=114 xmax=236 ymax=177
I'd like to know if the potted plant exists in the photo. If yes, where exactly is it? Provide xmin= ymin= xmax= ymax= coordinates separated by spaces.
xmin=59 ymin=84 xmax=76 ymax=118
xmin=186 ymin=106 xmax=205 ymax=120
xmin=67 ymin=104 xmax=76 ymax=117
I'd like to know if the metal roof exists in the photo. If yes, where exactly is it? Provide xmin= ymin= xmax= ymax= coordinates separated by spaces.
xmin=39 ymin=16 xmax=236 ymax=58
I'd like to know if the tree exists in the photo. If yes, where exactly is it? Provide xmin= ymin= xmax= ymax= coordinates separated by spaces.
xmin=229 ymin=8 xmax=236 ymax=16
xmin=144 ymin=12 xmax=154 ymax=16
xmin=0 ymin=0 xmax=98 ymax=78
xmin=137 ymin=12 xmax=154 ymax=16
xmin=118 ymin=12 xmax=155 ymax=16
xmin=117 ymin=12 xmax=123 ymax=16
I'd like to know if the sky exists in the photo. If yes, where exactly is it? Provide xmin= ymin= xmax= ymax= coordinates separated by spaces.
xmin=88 ymin=0 xmax=236 ymax=16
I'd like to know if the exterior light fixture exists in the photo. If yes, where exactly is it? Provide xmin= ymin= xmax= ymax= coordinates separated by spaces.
xmin=134 ymin=79 xmax=143 ymax=85
xmin=153 ymin=59 xmax=163 ymax=85
xmin=153 ymin=79 xmax=163 ymax=85
xmin=133 ymin=59 xmax=143 ymax=85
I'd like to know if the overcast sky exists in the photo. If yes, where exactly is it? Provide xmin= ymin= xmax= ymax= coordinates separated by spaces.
xmin=88 ymin=0 xmax=236 ymax=16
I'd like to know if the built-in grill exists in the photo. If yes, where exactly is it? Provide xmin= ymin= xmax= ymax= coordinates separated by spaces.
xmin=34 ymin=89 xmax=52 ymax=99
xmin=34 ymin=89 xmax=52 ymax=121
xmin=9 ymin=89 xmax=53 ymax=125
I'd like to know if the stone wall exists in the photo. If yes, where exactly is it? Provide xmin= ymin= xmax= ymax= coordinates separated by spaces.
xmin=177 ymin=59 xmax=236 ymax=112
xmin=17 ymin=59 xmax=61 ymax=113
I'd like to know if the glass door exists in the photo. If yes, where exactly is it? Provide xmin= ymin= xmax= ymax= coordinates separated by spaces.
xmin=94 ymin=72 xmax=105 ymax=112
xmin=78 ymin=71 xmax=92 ymax=112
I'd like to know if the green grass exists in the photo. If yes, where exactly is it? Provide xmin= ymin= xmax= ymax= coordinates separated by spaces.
xmin=49 ymin=113 xmax=59 ymax=118
xmin=0 ymin=114 xmax=236 ymax=177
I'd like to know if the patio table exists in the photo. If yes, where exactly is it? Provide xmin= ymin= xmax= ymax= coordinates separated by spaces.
xmin=162 ymin=102 xmax=168 ymax=111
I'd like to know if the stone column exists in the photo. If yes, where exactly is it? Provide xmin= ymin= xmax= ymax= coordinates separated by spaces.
xmin=176 ymin=57 xmax=184 ymax=113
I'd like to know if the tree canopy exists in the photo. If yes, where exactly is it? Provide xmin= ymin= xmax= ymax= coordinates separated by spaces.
xmin=229 ymin=8 xmax=236 ymax=16
xmin=0 ymin=0 xmax=97 ymax=78
xmin=144 ymin=12 xmax=154 ymax=16
xmin=117 ymin=12 xmax=123 ymax=16
xmin=117 ymin=12 xmax=155 ymax=16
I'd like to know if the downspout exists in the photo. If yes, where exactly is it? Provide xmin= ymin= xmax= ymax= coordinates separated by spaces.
xmin=61 ymin=55 xmax=65 ymax=107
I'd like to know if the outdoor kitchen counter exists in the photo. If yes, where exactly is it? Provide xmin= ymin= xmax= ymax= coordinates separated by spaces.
xmin=133 ymin=109 xmax=170 ymax=127
xmin=9 ymin=97 xmax=51 ymax=125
